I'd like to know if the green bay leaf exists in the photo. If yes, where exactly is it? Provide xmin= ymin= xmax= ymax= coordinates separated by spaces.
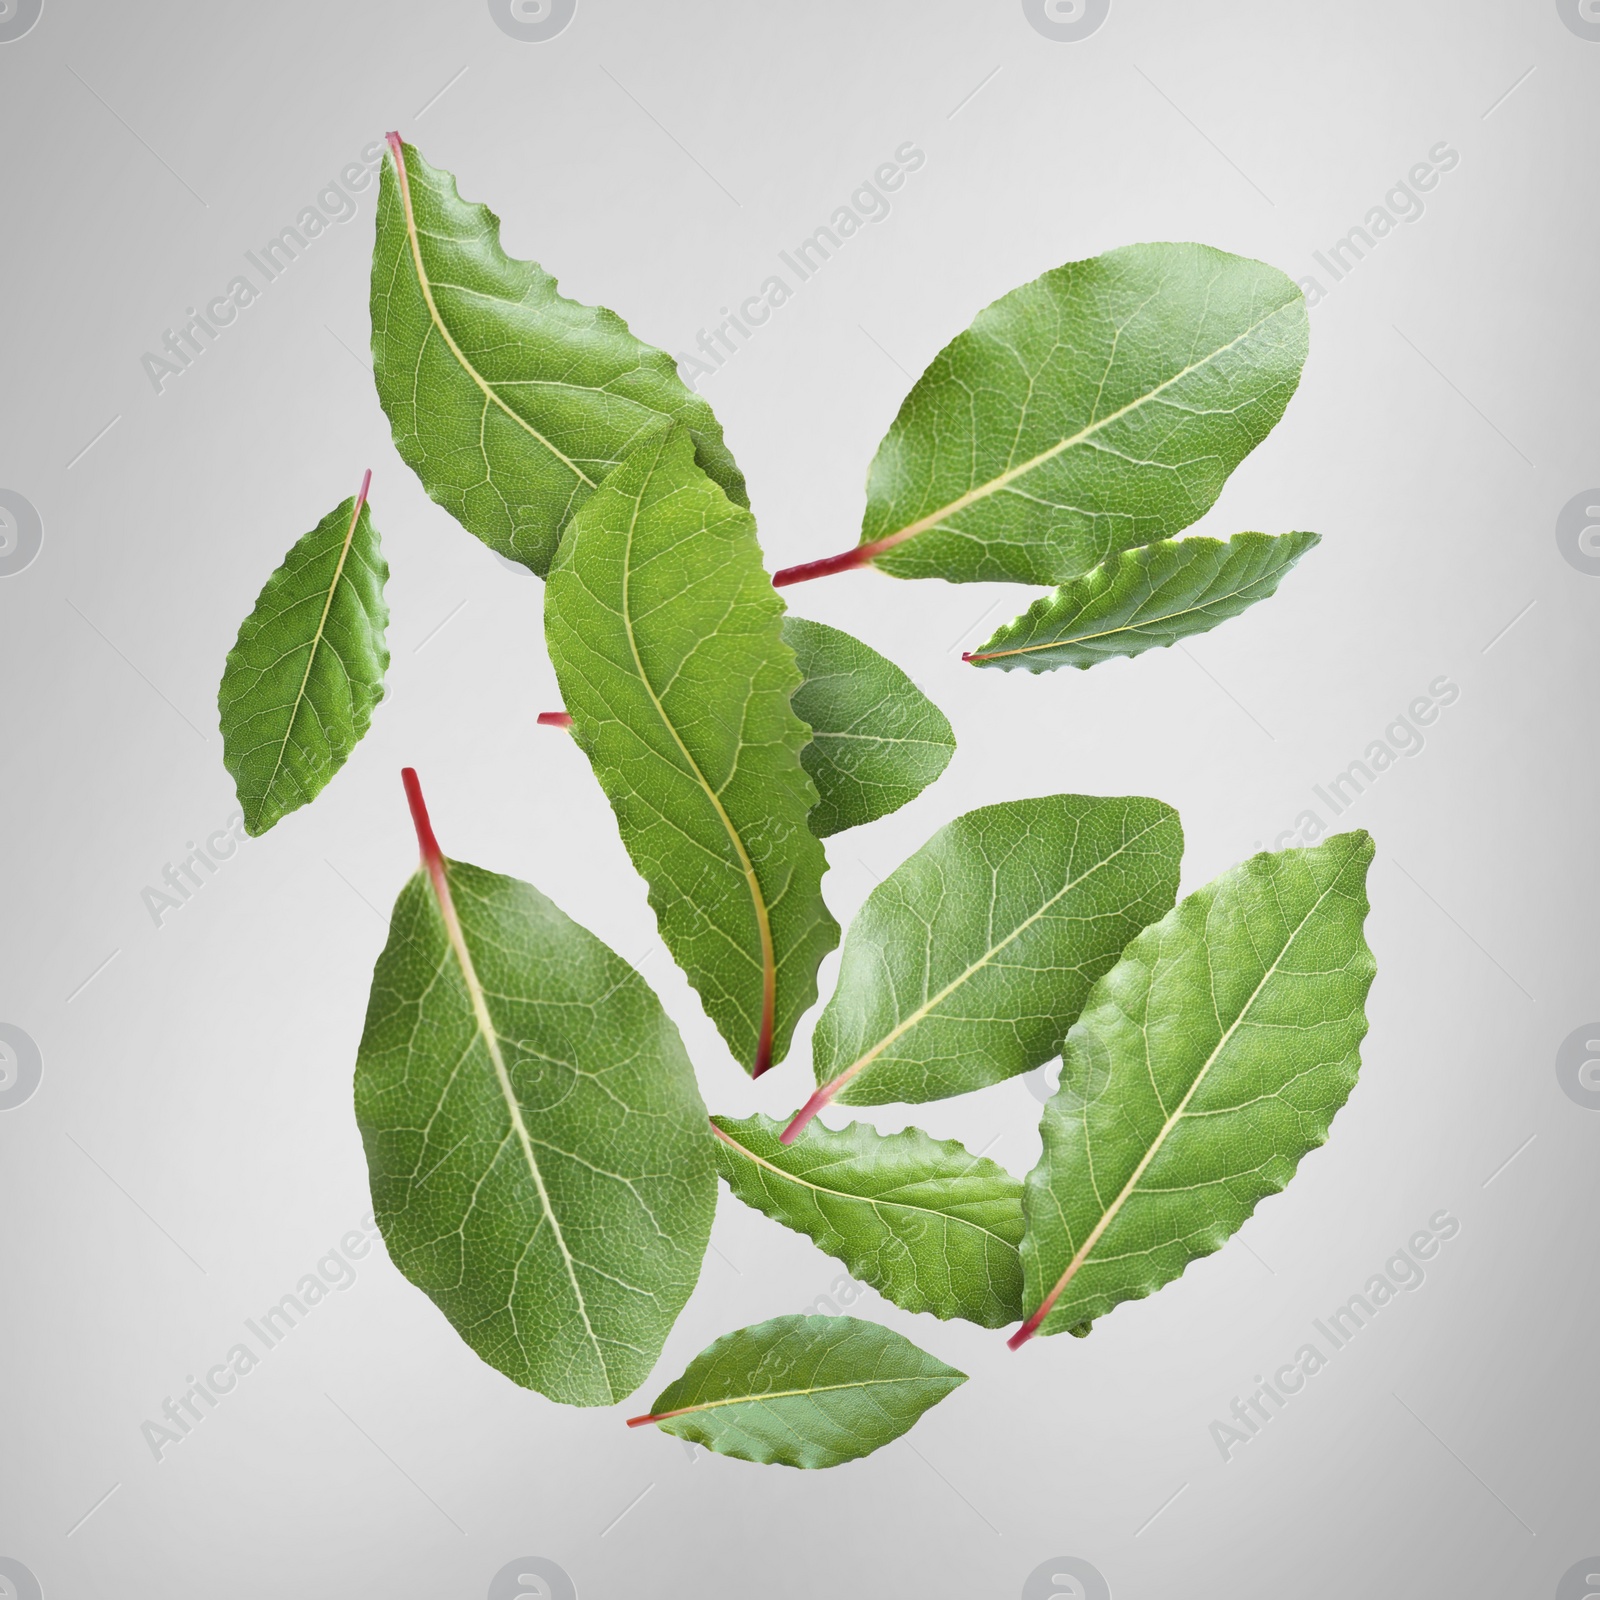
xmin=712 ymin=1114 xmax=1023 ymax=1327
xmin=545 ymin=427 xmax=838 ymax=1076
xmin=218 ymin=474 xmax=388 ymax=836
xmin=354 ymin=773 xmax=715 ymax=1406
xmin=783 ymin=616 xmax=955 ymax=836
xmin=372 ymin=136 xmax=745 ymax=576
xmin=780 ymin=243 xmax=1306 ymax=588
xmin=787 ymin=795 xmax=1183 ymax=1134
xmin=1014 ymin=831 xmax=1375 ymax=1346
xmin=966 ymin=531 xmax=1320 ymax=673
xmin=629 ymin=1313 xmax=965 ymax=1468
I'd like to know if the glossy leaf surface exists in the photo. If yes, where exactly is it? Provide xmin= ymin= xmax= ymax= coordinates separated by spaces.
xmin=629 ymin=1314 xmax=965 ymax=1468
xmin=834 ymin=243 xmax=1307 ymax=586
xmin=784 ymin=616 xmax=954 ymax=835
xmin=219 ymin=475 xmax=387 ymax=836
xmin=967 ymin=531 xmax=1319 ymax=672
xmin=1015 ymin=832 xmax=1375 ymax=1346
xmin=354 ymin=775 xmax=715 ymax=1405
xmin=546 ymin=427 xmax=837 ymax=1075
xmin=789 ymin=794 xmax=1183 ymax=1134
xmin=713 ymin=1114 xmax=1023 ymax=1327
xmin=372 ymin=136 xmax=745 ymax=575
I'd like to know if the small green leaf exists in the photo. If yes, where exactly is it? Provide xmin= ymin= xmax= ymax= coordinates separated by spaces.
xmin=783 ymin=616 xmax=955 ymax=836
xmin=218 ymin=474 xmax=388 ymax=836
xmin=778 ymin=243 xmax=1306 ymax=589
xmin=966 ymin=531 xmax=1320 ymax=673
xmin=788 ymin=795 xmax=1183 ymax=1136
xmin=354 ymin=772 xmax=716 ymax=1406
xmin=628 ymin=1314 xmax=965 ymax=1468
xmin=545 ymin=427 xmax=838 ymax=1076
xmin=372 ymin=135 xmax=746 ymax=576
xmin=1013 ymin=831 xmax=1375 ymax=1347
xmin=712 ymin=1114 xmax=1023 ymax=1328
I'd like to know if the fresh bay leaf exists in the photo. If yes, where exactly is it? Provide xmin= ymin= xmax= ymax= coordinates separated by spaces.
xmin=775 ymin=243 xmax=1306 ymax=589
xmin=372 ymin=135 xmax=746 ymax=577
xmin=627 ymin=1314 xmax=965 ymax=1467
xmin=786 ymin=795 xmax=1183 ymax=1137
xmin=783 ymin=616 xmax=955 ymax=835
xmin=1012 ymin=831 xmax=1375 ymax=1348
xmin=965 ymin=531 xmax=1320 ymax=673
xmin=218 ymin=473 xmax=387 ymax=836
xmin=354 ymin=770 xmax=716 ymax=1406
xmin=545 ymin=427 xmax=838 ymax=1076
xmin=712 ymin=1114 xmax=1023 ymax=1327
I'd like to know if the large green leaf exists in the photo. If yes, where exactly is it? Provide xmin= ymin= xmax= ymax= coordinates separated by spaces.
xmin=353 ymin=771 xmax=716 ymax=1406
xmin=775 ymin=243 xmax=1306 ymax=589
xmin=371 ymin=135 xmax=745 ymax=577
xmin=1012 ymin=831 xmax=1375 ymax=1348
xmin=965 ymin=531 xmax=1319 ymax=673
xmin=783 ymin=616 xmax=955 ymax=836
xmin=787 ymin=795 xmax=1182 ymax=1138
xmin=218 ymin=473 xmax=388 ymax=836
xmin=712 ymin=1114 xmax=1023 ymax=1327
xmin=545 ymin=426 xmax=837 ymax=1076
xmin=627 ymin=1314 xmax=965 ymax=1467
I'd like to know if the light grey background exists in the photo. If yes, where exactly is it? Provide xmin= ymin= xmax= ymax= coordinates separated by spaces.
xmin=2 ymin=1 xmax=1595 ymax=1595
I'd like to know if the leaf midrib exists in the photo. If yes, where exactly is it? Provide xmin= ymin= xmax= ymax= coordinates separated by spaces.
xmin=388 ymin=143 xmax=597 ymax=493
xmin=615 ymin=440 xmax=778 ymax=1071
xmin=423 ymin=860 xmax=610 ymax=1395
xmin=825 ymin=809 xmax=1173 ymax=1101
xmin=973 ymin=565 xmax=1288 ymax=661
xmin=257 ymin=495 xmax=365 ymax=814
xmin=1031 ymin=864 xmax=1349 ymax=1329
xmin=710 ymin=1122 xmax=1018 ymax=1252
xmin=865 ymin=299 xmax=1299 ymax=561
xmin=649 ymin=1373 xmax=951 ymax=1425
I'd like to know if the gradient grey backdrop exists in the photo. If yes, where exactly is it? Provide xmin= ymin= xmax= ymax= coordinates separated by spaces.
xmin=3 ymin=1 xmax=1595 ymax=1595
